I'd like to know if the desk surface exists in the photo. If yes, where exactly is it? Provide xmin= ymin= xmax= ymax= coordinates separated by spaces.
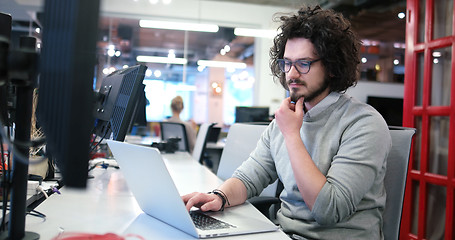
xmin=26 ymin=152 xmax=289 ymax=239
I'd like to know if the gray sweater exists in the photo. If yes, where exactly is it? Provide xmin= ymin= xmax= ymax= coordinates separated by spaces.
xmin=233 ymin=93 xmax=392 ymax=239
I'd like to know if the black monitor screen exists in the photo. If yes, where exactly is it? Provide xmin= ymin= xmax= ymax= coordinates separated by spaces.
xmin=37 ymin=0 xmax=100 ymax=188
xmin=367 ymin=96 xmax=403 ymax=126
xmin=93 ymin=65 xmax=147 ymax=142
xmin=235 ymin=106 xmax=270 ymax=123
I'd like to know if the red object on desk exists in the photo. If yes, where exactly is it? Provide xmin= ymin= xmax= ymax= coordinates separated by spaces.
xmin=90 ymin=152 xmax=107 ymax=159
xmin=51 ymin=232 xmax=145 ymax=240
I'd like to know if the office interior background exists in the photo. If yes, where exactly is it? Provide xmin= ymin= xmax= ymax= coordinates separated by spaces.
xmin=2 ymin=0 xmax=454 ymax=239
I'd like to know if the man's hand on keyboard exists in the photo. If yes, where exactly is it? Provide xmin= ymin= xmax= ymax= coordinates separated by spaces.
xmin=182 ymin=192 xmax=222 ymax=212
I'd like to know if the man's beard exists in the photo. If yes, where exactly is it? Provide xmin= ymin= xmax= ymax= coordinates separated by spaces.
xmin=289 ymin=78 xmax=330 ymax=103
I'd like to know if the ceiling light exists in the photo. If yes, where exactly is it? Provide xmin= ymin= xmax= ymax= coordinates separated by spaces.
xmin=224 ymin=45 xmax=230 ymax=52
xmin=362 ymin=39 xmax=379 ymax=46
xmin=137 ymin=55 xmax=188 ymax=64
xmin=197 ymin=60 xmax=247 ymax=69
xmin=397 ymin=12 xmax=405 ymax=19
xmin=139 ymin=20 xmax=219 ymax=32
xmin=107 ymin=49 xmax=116 ymax=57
xmin=393 ymin=42 xmax=406 ymax=49
xmin=432 ymin=51 xmax=442 ymax=57
xmin=154 ymin=70 xmax=162 ymax=77
xmin=234 ymin=28 xmax=278 ymax=38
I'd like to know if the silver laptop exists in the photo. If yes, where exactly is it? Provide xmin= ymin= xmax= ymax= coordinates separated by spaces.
xmin=106 ymin=140 xmax=278 ymax=238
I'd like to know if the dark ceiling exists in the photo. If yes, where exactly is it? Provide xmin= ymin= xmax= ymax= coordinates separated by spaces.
xmin=212 ymin=0 xmax=408 ymax=43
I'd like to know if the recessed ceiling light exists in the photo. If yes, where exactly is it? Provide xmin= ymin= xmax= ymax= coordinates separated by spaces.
xmin=139 ymin=20 xmax=219 ymax=33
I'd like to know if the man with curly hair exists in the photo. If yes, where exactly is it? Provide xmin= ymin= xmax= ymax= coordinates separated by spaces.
xmin=183 ymin=5 xmax=391 ymax=239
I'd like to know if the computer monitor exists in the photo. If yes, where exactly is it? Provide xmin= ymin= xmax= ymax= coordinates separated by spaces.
xmin=235 ymin=106 xmax=270 ymax=123
xmin=37 ymin=0 xmax=100 ymax=189
xmin=92 ymin=65 xmax=147 ymax=142
xmin=0 ymin=13 xmax=11 ymax=126
xmin=127 ymin=86 xmax=148 ymax=136
xmin=366 ymin=96 xmax=403 ymax=126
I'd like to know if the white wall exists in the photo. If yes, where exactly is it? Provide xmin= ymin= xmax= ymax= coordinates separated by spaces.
xmin=345 ymin=81 xmax=405 ymax=103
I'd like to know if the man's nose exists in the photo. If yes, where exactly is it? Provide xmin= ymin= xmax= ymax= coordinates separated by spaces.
xmin=287 ymin=64 xmax=301 ymax=79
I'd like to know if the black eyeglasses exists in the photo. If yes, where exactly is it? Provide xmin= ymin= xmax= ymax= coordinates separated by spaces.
xmin=277 ymin=58 xmax=321 ymax=74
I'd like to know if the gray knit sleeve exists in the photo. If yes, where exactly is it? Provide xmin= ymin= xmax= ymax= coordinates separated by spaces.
xmin=311 ymin=112 xmax=391 ymax=225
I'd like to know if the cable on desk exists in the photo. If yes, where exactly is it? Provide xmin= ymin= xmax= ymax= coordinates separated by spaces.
xmin=2 ymin=206 xmax=46 ymax=221
xmin=51 ymin=232 xmax=145 ymax=240
xmin=27 ymin=209 xmax=46 ymax=220
xmin=36 ymin=185 xmax=49 ymax=199
xmin=89 ymin=121 xmax=112 ymax=157
xmin=88 ymin=161 xmax=104 ymax=172
xmin=51 ymin=186 xmax=61 ymax=195
xmin=88 ymin=161 xmax=119 ymax=172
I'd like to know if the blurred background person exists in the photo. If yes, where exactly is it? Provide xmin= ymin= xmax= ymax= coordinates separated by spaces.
xmin=167 ymin=96 xmax=197 ymax=153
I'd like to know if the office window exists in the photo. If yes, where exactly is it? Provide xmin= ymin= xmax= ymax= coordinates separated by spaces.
xmin=223 ymin=68 xmax=255 ymax=124
xmin=144 ymin=79 xmax=194 ymax=122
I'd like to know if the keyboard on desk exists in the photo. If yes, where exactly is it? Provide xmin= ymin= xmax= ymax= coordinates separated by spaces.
xmin=190 ymin=211 xmax=237 ymax=230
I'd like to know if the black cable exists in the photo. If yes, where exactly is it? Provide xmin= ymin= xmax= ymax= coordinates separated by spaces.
xmin=87 ymin=161 xmax=104 ymax=172
xmin=0 ymin=121 xmax=48 ymax=165
xmin=27 ymin=209 xmax=46 ymax=220
xmin=89 ymin=122 xmax=111 ymax=156
xmin=2 ymin=206 xmax=46 ymax=221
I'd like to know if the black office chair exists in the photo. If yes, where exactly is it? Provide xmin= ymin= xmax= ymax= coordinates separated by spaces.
xmin=160 ymin=122 xmax=189 ymax=152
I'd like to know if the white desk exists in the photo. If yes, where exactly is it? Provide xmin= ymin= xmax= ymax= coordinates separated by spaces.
xmin=25 ymin=152 xmax=289 ymax=239
xmin=124 ymin=135 xmax=158 ymax=146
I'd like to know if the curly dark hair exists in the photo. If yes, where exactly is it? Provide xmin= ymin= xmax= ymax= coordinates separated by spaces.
xmin=270 ymin=5 xmax=361 ymax=93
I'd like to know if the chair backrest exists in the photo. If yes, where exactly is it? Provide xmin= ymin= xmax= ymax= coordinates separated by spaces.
xmin=217 ymin=123 xmax=278 ymax=197
xmin=160 ymin=122 xmax=189 ymax=152
xmin=192 ymin=123 xmax=216 ymax=164
xmin=383 ymin=126 xmax=416 ymax=240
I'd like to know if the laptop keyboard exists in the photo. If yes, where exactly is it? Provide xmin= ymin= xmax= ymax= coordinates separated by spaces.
xmin=190 ymin=211 xmax=237 ymax=230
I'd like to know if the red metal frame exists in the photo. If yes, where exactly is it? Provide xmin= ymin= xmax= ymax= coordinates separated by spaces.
xmin=402 ymin=0 xmax=455 ymax=239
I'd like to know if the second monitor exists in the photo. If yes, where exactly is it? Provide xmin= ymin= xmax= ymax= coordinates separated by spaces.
xmin=93 ymin=65 xmax=147 ymax=142
xmin=235 ymin=106 xmax=270 ymax=123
